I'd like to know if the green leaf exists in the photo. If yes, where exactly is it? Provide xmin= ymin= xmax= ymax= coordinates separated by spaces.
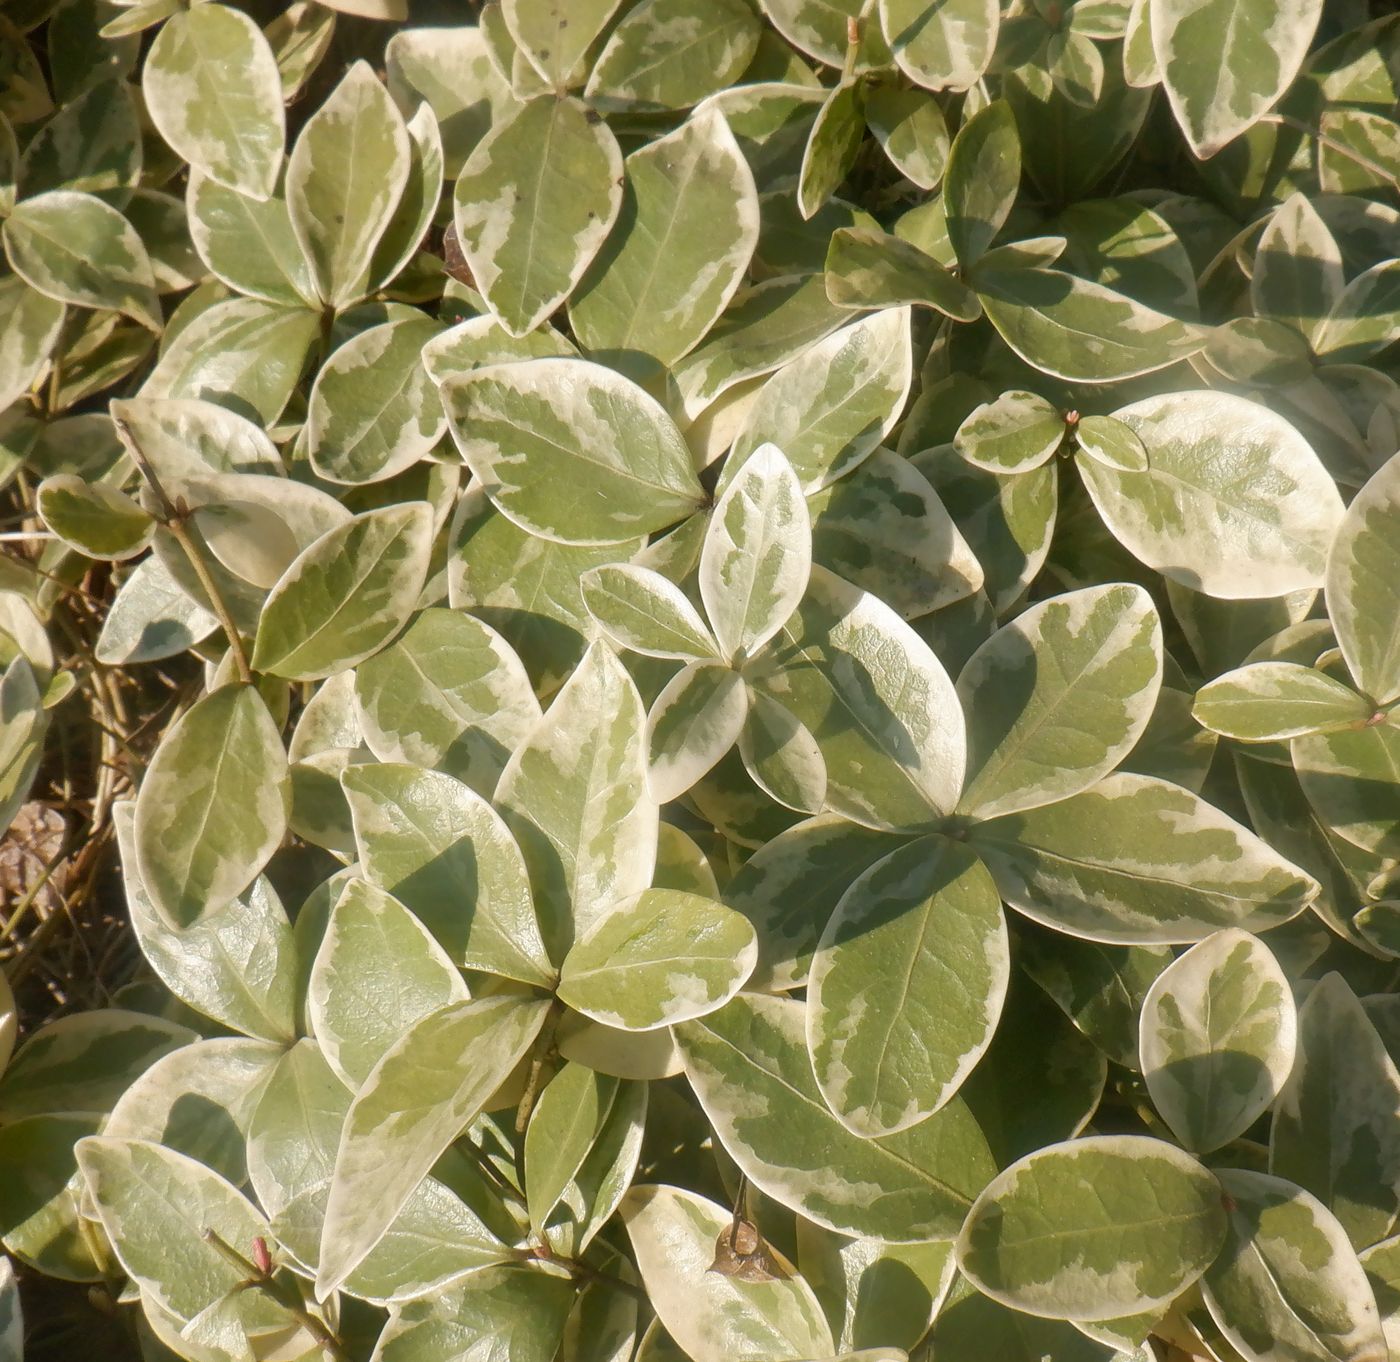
xmin=17 ymin=76 xmax=141 ymax=200
xmin=944 ymin=101 xmax=1019 ymax=269
xmin=307 ymin=316 xmax=445 ymax=485
xmin=341 ymin=761 xmax=553 ymax=987
xmin=955 ymin=390 xmax=1065 ymax=475
xmin=316 ymin=994 xmax=549 ymax=1298
xmin=1201 ymin=1168 xmax=1386 ymax=1362
xmin=755 ymin=566 xmax=965 ymax=829
xmin=186 ymin=171 xmax=315 ymax=306
xmin=586 ymin=0 xmax=759 ymax=112
xmin=758 ymin=0 xmax=892 ymax=72
xmin=1315 ymin=259 xmax=1400 ymax=365
xmin=0 ymin=276 xmax=64 ymax=413
xmin=621 ymin=1184 xmax=835 ymax=1362
xmin=1292 ymin=721 xmax=1400 ymax=860
xmin=1074 ymin=415 xmax=1150 ymax=473
xmin=1251 ymin=192 xmax=1344 ymax=342
xmin=798 ymin=80 xmax=864 ymax=220
xmin=496 ymin=641 xmax=656 ymax=961
xmin=823 ymin=226 xmax=982 ymax=320
xmin=143 ymin=3 xmax=284 ymax=200
xmin=956 ymin=584 xmax=1163 ymax=819
xmin=955 ymin=1135 xmax=1228 ymax=1320
xmin=116 ymin=804 xmax=297 ymax=1044
xmin=581 ymin=564 xmax=719 ymax=661
xmin=559 ymin=888 xmax=757 ymax=1030
xmin=367 ymin=103 xmax=444 ymax=295
xmin=308 ymin=877 xmax=470 ymax=1088
xmin=929 ymin=1287 xmax=1122 ymax=1362
xmin=0 ymin=1248 xmax=23 ymax=1353
xmin=739 ymin=689 xmax=827 ymax=814
xmin=647 ymin=662 xmax=749 ymax=803
xmin=1152 ymin=0 xmax=1324 ymax=157
xmin=1193 ymin=662 xmax=1371 ymax=741
xmin=970 ymin=773 xmax=1318 ymax=944
xmin=252 ymin=503 xmax=434 ymax=681
xmin=501 ymin=0 xmax=620 ymax=88
xmin=37 ymin=474 xmax=153 ymax=561
xmin=732 ymin=309 xmax=913 ymax=492
xmin=354 ymin=608 xmax=542 ymax=795
xmin=974 ymin=266 xmax=1203 ymax=382
xmin=1271 ymin=972 xmax=1400 ymax=1249
xmin=1327 ymin=450 xmax=1400 ymax=707
xmin=286 ymin=61 xmax=410 ymax=307
xmin=371 ymin=1267 xmax=576 ymax=1362
xmin=1140 ymin=929 xmax=1296 ymax=1153
xmin=453 ymin=95 xmax=622 ymax=336
xmin=3 ymin=189 xmax=159 ymax=330
xmin=77 ymin=1137 xmax=292 ymax=1333
xmin=808 ymin=836 xmax=1008 ymax=1137
xmin=133 ymin=684 xmax=289 ymax=930
xmin=677 ymin=992 xmax=997 ymax=1241
xmin=570 ymin=106 xmax=758 ymax=367
xmin=0 ymin=1010 xmax=192 ymax=1122
xmin=702 ymin=444 xmax=811 ymax=662
xmin=1081 ymin=391 xmax=1344 ymax=598
xmin=95 ymin=555 xmax=217 ymax=665
xmin=442 ymin=358 xmax=705 ymax=545
xmin=881 ymin=0 xmax=1000 ymax=92
xmin=864 ymin=85 xmax=950 ymax=189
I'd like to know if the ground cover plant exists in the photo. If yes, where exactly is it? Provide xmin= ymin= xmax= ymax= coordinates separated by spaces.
xmin=1 ymin=0 xmax=1400 ymax=1357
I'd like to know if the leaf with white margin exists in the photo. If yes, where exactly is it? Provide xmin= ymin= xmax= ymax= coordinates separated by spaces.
xmin=442 ymin=358 xmax=705 ymax=546
xmin=586 ymin=0 xmax=759 ymax=111
xmin=1081 ymin=391 xmax=1344 ymax=599
xmin=863 ymin=85 xmax=949 ymax=189
xmin=581 ymin=564 xmax=719 ymax=661
xmin=0 ymin=277 xmax=64 ymax=414
xmin=1193 ymin=662 xmax=1371 ymax=741
xmin=702 ymin=444 xmax=812 ymax=662
xmin=366 ymin=104 xmax=444 ymax=296
xmin=1201 ymin=1168 xmax=1386 ymax=1362
xmin=943 ymin=101 xmax=1019 ymax=269
xmin=309 ymin=878 xmax=469 ymax=1088
xmin=570 ymin=106 xmax=758 ymax=367
xmin=1251 ymin=192 xmax=1344 ymax=343
xmin=370 ymin=1267 xmax=576 ymax=1361
xmin=102 ymin=1037 xmax=280 ymax=1192
xmin=252 ymin=503 xmax=434 ymax=681
xmin=1075 ymin=414 xmax=1149 ymax=472
xmin=1292 ymin=721 xmax=1400 ymax=860
xmin=1139 ymin=929 xmax=1296 ymax=1153
xmin=807 ymin=836 xmax=1008 ymax=1137
xmin=77 ymin=1137 xmax=290 ymax=1334
xmin=559 ymin=889 xmax=757 ymax=1031
xmin=354 ymin=609 xmax=540 ymax=797
xmin=108 ymin=396 xmax=285 ymax=481
xmin=316 ymin=993 xmax=549 ymax=1299
xmin=96 ymin=556 xmax=218 ymax=665
xmin=1152 ymin=0 xmax=1323 ymax=158
xmin=0 ymin=1256 xmax=19 ymax=1361
xmin=286 ymin=61 xmax=410 ymax=307
xmin=731 ymin=309 xmax=913 ymax=493
xmin=496 ymin=641 xmax=657 ymax=961
xmin=676 ymin=992 xmax=997 ymax=1241
xmin=134 ymin=684 xmax=288 ymax=930
xmin=3 ymin=190 xmax=159 ymax=330
xmin=453 ymin=95 xmax=621 ymax=337
xmin=646 ymin=662 xmax=749 ymax=804
xmin=1314 ymin=259 xmax=1400 ymax=365
xmin=753 ymin=565 xmax=964 ymax=829
xmin=798 ymin=80 xmax=864 ymax=221
xmin=974 ymin=266 xmax=1203 ymax=383
xmin=757 ymin=0 xmax=891 ymax=70
xmin=956 ymin=1135 xmax=1227 ymax=1321
xmin=808 ymin=447 xmax=983 ymax=618
xmin=881 ymin=0 xmax=999 ymax=92
xmin=957 ymin=584 xmax=1163 ymax=820
xmin=1327 ymin=449 xmax=1400 ymax=707
xmin=502 ymin=0 xmax=620 ymax=87
xmin=1360 ymin=1235 xmax=1400 ymax=1359
xmin=739 ymin=690 xmax=826 ymax=814
xmin=969 ymin=773 xmax=1318 ymax=944
xmin=143 ymin=4 xmax=284 ymax=200
xmin=955 ymin=390 xmax=1065 ymax=474
xmin=1271 ymin=972 xmax=1400 ymax=1250
xmin=621 ymin=1183 xmax=834 ymax=1362
xmin=307 ymin=316 xmax=446 ymax=485
xmin=37 ymin=475 xmax=153 ymax=561
xmin=822 ymin=226 xmax=982 ymax=320
xmin=341 ymin=762 xmax=553 ymax=988
xmin=116 ymin=804 xmax=296 ymax=1044
xmin=724 ymin=814 xmax=897 ymax=990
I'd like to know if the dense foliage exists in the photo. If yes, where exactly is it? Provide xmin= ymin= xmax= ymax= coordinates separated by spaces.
xmin=2 ymin=0 xmax=1400 ymax=1358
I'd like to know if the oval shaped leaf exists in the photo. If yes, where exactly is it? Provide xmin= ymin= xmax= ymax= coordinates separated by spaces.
xmin=1193 ymin=662 xmax=1371 ymax=741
